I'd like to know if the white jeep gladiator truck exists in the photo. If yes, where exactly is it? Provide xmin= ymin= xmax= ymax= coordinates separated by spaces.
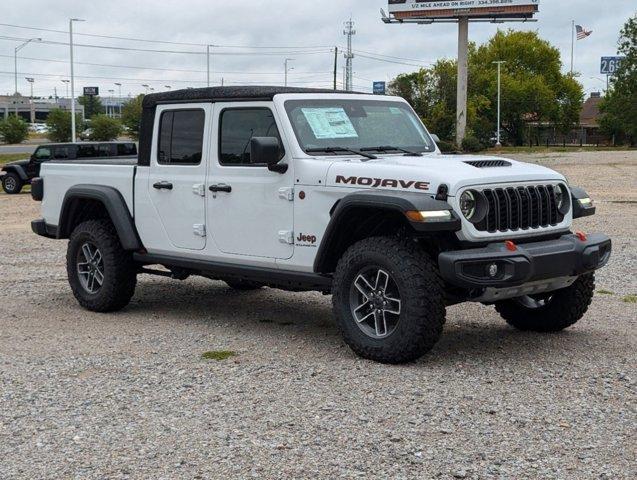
xmin=31 ymin=87 xmax=611 ymax=364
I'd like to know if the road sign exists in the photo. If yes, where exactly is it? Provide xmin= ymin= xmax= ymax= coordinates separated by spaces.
xmin=600 ymin=57 xmax=624 ymax=75
xmin=83 ymin=86 xmax=99 ymax=96
xmin=373 ymin=81 xmax=386 ymax=95
xmin=387 ymin=0 xmax=539 ymax=20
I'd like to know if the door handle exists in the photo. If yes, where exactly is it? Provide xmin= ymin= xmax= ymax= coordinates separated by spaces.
xmin=153 ymin=181 xmax=173 ymax=190
xmin=209 ymin=184 xmax=232 ymax=193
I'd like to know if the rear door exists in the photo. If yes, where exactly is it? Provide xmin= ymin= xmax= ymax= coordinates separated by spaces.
xmin=147 ymin=104 xmax=211 ymax=250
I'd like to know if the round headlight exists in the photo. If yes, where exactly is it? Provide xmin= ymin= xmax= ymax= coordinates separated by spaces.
xmin=555 ymin=184 xmax=570 ymax=214
xmin=459 ymin=190 xmax=477 ymax=220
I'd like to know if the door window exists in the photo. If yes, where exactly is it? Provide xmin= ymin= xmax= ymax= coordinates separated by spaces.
xmin=77 ymin=144 xmax=98 ymax=158
xmin=219 ymin=108 xmax=281 ymax=165
xmin=158 ymin=109 xmax=205 ymax=165
xmin=53 ymin=146 xmax=73 ymax=159
xmin=34 ymin=147 xmax=51 ymax=160
xmin=98 ymin=144 xmax=112 ymax=157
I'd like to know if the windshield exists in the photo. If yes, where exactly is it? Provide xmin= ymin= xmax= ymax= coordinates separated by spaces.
xmin=284 ymin=99 xmax=436 ymax=155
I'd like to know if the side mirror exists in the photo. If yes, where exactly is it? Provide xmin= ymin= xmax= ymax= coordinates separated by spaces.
xmin=430 ymin=133 xmax=441 ymax=144
xmin=250 ymin=137 xmax=287 ymax=173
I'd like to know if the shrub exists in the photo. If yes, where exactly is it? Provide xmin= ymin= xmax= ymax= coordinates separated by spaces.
xmin=89 ymin=114 xmax=123 ymax=141
xmin=121 ymin=95 xmax=144 ymax=140
xmin=436 ymin=140 xmax=457 ymax=153
xmin=0 ymin=116 xmax=29 ymax=144
xmin=461 ymin=136 xmax=484 ymax=153
xmin=46 ymin=109 xmax=76 ymax=142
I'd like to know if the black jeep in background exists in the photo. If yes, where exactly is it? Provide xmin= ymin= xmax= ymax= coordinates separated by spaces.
xmin=1 ymin=142 xmax=137 ymax=194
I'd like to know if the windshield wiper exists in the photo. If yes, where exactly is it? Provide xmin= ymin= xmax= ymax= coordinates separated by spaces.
xmin=305 ymin=147 xmax=377 ymax=160
xmin=360 ymin=145 xmax=423 ymax=157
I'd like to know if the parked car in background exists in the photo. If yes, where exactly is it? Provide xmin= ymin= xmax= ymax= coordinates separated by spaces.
xmin=1 ymin=141 xmax=137 ymax=194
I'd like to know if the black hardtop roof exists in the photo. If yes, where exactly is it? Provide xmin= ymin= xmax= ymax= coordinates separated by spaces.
xmin=142 ymin=86 xmax=362 ymax=108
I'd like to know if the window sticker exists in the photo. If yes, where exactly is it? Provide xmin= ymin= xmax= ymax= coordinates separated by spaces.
xmin=301 ymin=108 xmax=358 ymax=139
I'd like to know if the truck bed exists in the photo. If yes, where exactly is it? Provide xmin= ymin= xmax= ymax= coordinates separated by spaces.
xmin=40 ymin=161 xmax=137 ymax=228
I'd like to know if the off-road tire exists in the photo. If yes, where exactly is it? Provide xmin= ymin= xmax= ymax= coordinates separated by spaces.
xmin=495 ymin=273 xmax=595 ymax=332
xmin=332 ymin=237 xmax=446 ymax=364
xmin=67 ymin=219 xmax=137 ymax=312
xmin=223 ymin=279 xmax=264 ymax=291
xmin=2 ymin=172 xmax=23 ymax=194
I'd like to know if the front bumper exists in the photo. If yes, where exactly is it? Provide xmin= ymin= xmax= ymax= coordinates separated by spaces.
xmin=438 ymin=233 xmax=611 ymax=289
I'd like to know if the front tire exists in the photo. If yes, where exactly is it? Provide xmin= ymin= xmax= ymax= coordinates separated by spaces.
xmin=2 ymin=172 xmax=23 ymax=194
xmin=67 ymin=220 xmax=137 ymax=312
xmin=332 ymin=237 xmax=446 ymax=364
xmin=495 ymin=274 xmax=595 ymax=332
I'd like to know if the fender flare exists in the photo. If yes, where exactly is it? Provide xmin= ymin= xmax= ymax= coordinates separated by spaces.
xmin=313 ymin=190 xmax=460 ymax=273
xmin=1 ymin=164 xmax=28 ymax=181
xmin=58 ymin=185 xmax=143 ymax=251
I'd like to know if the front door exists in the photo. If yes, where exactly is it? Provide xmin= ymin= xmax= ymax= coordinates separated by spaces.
xmin=207 ymin=103 xmax=294 ymax=259
xmin=147 ymin=104 xmax=211 ymax=250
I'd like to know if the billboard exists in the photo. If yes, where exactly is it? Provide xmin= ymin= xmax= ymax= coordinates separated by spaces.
xmin=388 ymin=0 xmax=539 ymax=20
xmin=600 ymin=56 xmax=624 ymax=75
xmin=83 ymin=86 xmax=99 ymax=96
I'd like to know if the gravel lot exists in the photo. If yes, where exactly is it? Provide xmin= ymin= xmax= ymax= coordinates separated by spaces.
xmin=1 ymin=151 xmax=635 ymax=479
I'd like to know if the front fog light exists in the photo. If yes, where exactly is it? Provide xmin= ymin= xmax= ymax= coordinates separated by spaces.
xmin=459 ymin=190 xmax=477 ymax=220
xmin=487 ymin=263 xmax=499 ymax=278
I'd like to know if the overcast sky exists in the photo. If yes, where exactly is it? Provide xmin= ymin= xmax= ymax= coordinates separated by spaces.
xmin=1 ymin=0 xmax=635 ymax=101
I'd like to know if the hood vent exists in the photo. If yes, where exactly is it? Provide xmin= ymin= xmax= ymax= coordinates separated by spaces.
xmin=464 ymin=160 xmax=512 ymax=168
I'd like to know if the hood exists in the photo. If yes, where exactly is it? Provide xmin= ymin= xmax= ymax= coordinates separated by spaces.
xmin=325 ymin=154 xmax=565 ymax=195
xmin=4 ymin=159 xmax=30 ymax=168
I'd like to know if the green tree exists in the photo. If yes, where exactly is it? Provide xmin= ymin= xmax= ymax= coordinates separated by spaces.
xmin=45 ymin=109 xmax=83 ymax=142
xmin=389 ymin=30 xmax=584 ymax=146
xmin=121 ymin=95 xmax=144 ymax=140
xmin=78 ymin=95 xmax=105 ymax=119
xmin=89 ymin=114 xmax=123 ymax=141
xmin=0 ymin=116 xmax=29 ymax=144
xmin=600 ymin=13 xmax=637 ymax=144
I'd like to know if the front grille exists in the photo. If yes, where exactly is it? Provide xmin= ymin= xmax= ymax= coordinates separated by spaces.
xmin=474 ymin=185 xmax=564 ymax=232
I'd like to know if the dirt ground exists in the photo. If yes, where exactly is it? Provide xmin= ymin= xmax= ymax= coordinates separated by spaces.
xmin=0 ymin=151 xmax=635 ymax=479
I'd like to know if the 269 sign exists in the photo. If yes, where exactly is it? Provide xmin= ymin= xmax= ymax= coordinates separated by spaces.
xmin=600 ymin=57 xmax=624 ymax=75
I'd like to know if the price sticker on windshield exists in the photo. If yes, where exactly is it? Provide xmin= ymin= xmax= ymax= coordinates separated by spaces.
xmin=301 ymin=108 xmax=359 ymax=139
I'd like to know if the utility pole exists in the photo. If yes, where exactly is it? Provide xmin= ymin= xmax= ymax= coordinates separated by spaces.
xmin=206 ymin=45 xmax=214 ymax=87
xmin=333 ymin=47 xmax=339 ymax=90
xmin=456 ymin=16 xmax=469 ymax=146
xmin=69 ymin=18 xmax=85 ymax=143
xmin=493 ymin=61 xmax=506 ymax=147
xmin=284 ymin=58 xmax=294 ymax=87
xmin=343 ymin=19 xmax=356 ymax=91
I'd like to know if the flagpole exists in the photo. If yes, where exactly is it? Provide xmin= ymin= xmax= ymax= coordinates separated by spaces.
xmin=570 ymin=20 xmax=575 ymax=75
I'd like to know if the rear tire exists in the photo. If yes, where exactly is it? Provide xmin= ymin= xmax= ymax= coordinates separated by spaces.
xmin=332 ymin=237 xmax=446 ymax=364
xmin=66 ymin=219 xmax=137 ymax=312
xmin=2 ymin=172 xmax=23 ymax=194
xmin=495 ymin=274 xmax=595 ymax=332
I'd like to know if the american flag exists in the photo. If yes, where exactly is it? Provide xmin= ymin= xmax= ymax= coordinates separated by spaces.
xmin=576 ymin=25 xmax=593 ymax=40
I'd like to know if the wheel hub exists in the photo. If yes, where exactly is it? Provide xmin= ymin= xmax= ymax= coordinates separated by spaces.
xmin=77 ymin=242 xmax=104 ymax=294
xmin=349 ymin=267 xmax=402 ymax=339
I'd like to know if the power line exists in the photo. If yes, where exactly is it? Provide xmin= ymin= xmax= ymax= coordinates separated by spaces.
xmin=353 ymin=48 xmax=433 ymax=64
xmin=0 ymin=35 xmax=332 ymax=56
xmin=0 ymin=22 xmax=334 ymax=49
xmin=355 ymin=53 xmax=429 ymax=68
xmin=0 ymin=53 xmax=332 ymax=75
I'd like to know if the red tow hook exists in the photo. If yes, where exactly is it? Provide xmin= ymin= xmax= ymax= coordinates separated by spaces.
xmin=576 ymin=231 xmax=588 ymax=242
xmin=505 ymin=240 xmax=517 ymax=252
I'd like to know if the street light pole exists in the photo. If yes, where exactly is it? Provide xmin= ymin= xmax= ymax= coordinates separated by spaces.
xmin=69 ymin=18 xmax=85 ymax=143
xmin=25 ymin=77 xmax=34 ymax=123
xmin=61 ymin=79 xmax=70 ymax=99
xmin=284 ymin=58 xmax=294 ymax=87
xmin=493 ymin=61 xmax=506 ymax=147
xmin=114 ymin=82 xmax=122 ymax=116
xmin=14 ymin=38 xmax=41 ymax=116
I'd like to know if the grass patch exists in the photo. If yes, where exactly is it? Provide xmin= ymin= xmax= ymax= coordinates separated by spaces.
xmin=598 ymin=289 xmax=614 ymax=295
xmin=201 ymin=350 xmax=237 ymax=361
xmin=621 ymin=295 xmax=637 ymax=304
